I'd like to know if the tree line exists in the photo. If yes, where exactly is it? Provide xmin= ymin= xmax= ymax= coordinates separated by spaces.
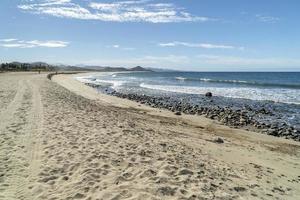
xmin=0 ymin=62 xmax=55 ymax=72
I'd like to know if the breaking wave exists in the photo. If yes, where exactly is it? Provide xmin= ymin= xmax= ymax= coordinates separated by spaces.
xmin=140 ymin=83 xmax=300 ymax=104
xmin=175 ymin=77 xmax=300 ymax=89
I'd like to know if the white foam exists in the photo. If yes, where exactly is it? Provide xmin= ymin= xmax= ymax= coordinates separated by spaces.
xmin=140 ymin=83 xmax=300 ymax=104
xmin=199 ymin=78 xmax=212 ymax=82
xmin=175 ymin=77 xmax=187 ymax=81
xmin=176 ymin=77 xmax=249 ymax=84
xmin=76 ymin=75 xmax=125 ymax=89
xmin=95 ymin=80 xmax=125 ymax=89
xmin=75 ymin=76 xmax=96 ymax=84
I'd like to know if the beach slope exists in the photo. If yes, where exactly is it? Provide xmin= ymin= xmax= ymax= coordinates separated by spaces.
xmin=0 ymin=72 xmax=299 ymax=200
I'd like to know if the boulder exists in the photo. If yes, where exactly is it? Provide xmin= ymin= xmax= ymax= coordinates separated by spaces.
xmin=175 ymin=111 xmax=182 ymax=116
xmin=205 ymin=92 xmax=213 ymax=97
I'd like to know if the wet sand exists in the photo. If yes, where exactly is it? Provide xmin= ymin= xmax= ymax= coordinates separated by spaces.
xmin=0 ymin=72 xmax=299 ymax=200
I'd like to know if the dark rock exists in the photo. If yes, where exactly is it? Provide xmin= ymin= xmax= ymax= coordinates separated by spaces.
xmin=85 ymin=84 xmax=300 ymax=142
xmin=175 ymin=111 xmax=182 ymax=116
xmin=205 ymin=92 xmax=213 ymax=97
xmin=268 ymin=129 xmax=278 ymax=136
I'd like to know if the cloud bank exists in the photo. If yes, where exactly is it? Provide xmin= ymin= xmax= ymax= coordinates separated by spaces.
xmin=18 ymin=0 xmax=213 ymax=23
xmin=158 ymin=41 xmax=244 ymax=50
xmin=0 ymin=38 xmax=69 ymax=48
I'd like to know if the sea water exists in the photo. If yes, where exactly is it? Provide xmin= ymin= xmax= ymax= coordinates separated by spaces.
xmin=78 ymin=72 xmax=300 ymax=104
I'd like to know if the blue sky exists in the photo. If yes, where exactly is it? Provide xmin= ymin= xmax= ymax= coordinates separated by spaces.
xmin=1 ymin=0 xmax=300 ymax=71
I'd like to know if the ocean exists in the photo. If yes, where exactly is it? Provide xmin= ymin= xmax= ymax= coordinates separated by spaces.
xmin=78 ymin=72 xmax=300 ymax=104
xmin=76 ymin=71 xmax=300 ymax=131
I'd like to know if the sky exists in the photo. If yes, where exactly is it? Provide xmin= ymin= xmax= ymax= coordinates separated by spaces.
xmin=1 ymin=0 xmax=300 ymax=71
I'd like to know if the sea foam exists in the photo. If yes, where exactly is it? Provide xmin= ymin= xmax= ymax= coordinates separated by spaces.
xmin=140 ymin=83 xmax=300 ymax=104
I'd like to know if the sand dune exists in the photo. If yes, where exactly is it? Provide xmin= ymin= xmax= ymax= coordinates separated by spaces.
xmin=0 ymin=72 xmax=299 ymax=200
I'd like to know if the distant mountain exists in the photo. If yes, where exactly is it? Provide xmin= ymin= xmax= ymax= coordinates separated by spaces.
xmin=74 ymin=65 xmax=151 ymax=72
xmin=31 ymin=62 xmax=50 ymax=67
xmin=75 ymin=65 xmax=106 ymax=71
xmin=102 ymin=67 xmax=127 ymax=72
xmin=53 ymin=65 xmax=95 ymax=71
xmin=1 ymin=62 xmax=153 ymax=72
xmin=129 ymin=66 xmax=151 ymax=72
xmin=146 ymin=67 xmax=178 ymax=72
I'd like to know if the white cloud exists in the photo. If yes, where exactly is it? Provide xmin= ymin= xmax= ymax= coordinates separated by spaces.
xmin=0 ymin=38 xmax=18 ymax=42
xmin=27 ymin=40 xmax=69 ymax=47
xmin=0 ymin=38 xmax=69 ymax=48
xmin=255 ymin=14 xmax=280 ymax=23
xmin=158 ymin=41 xmax=243 ymax=50
xmin=18 ymin=0 xmax=213 ymax=23
xmin=106 ymin=44 xmax=135 ymax=51
xmin=1 ymin=43 xmax=29 ymax=48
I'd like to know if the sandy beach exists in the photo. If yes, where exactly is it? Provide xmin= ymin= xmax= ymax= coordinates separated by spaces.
xmin=0 ymin=72 xmax=300 ymax=200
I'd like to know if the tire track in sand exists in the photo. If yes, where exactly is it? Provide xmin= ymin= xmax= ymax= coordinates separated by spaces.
xmin=0 ymin=79 xmax=29 ymax=199
xmin=0 ymin=77 xmax=43 ymax=200
xmin=25 ymin=78 xmax=44 ymax=199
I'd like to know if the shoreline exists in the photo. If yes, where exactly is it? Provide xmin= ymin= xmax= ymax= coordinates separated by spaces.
xmin=53 ymin=73 xmax=300 ymax=145
xmin=71 ymin=72 xmax=300 ymax=142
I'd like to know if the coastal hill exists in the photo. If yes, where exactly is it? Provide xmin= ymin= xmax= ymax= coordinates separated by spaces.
xmin=129 ymin=66 xmax=149 ymax=71
xmin=0 ymin=62 xmax=152 ymax=72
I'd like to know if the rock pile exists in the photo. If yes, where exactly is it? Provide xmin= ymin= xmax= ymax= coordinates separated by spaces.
xmin=111 ymin=92 xmax=300 ymax=141
xmin=85 ymin=83 xmax=300 ymax=141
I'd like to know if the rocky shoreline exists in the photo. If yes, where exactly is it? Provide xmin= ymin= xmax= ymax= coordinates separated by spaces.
xmin=85 ymin=82 xmax=300 ymax=142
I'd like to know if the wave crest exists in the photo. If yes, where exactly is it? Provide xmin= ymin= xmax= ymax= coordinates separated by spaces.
xmin=175 ymin=77 xmax=300 ymax=89
xmin=140 ymin=83 xmax=300 ymax=104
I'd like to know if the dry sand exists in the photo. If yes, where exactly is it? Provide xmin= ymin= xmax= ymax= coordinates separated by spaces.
xmin=0 ymin=72 xmax=299 ymax=200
